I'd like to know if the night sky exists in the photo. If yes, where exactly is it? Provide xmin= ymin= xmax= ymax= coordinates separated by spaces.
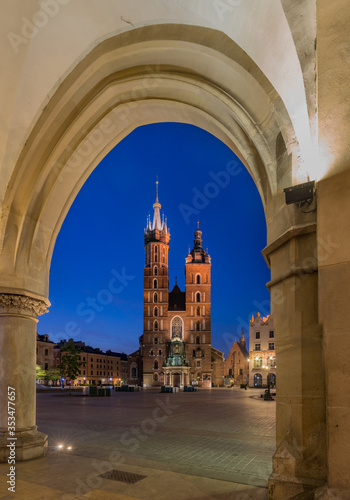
xmin=38 ymin=123 xmax=270 ymax=356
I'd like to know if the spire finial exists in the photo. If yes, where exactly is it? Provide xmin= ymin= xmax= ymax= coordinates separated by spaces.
xmin=156 ymin=175 xmax=159 ymax=203
xmin=175 ymin=276 xmax=178 ymax=285
xmin=197 ymin=220 xmax=200 ymax=229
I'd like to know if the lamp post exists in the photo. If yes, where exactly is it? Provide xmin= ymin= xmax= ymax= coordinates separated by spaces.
xmin=263 ymin=356 xmax=274 ymax=401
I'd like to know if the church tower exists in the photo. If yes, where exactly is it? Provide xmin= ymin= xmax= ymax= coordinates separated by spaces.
xmin=185 ymin=225 xmax=212 ymax=387
xmin=143 ymin=181 xmax=170 ymax=387
xmin=141 ymin=185 xmax=212 ymax=388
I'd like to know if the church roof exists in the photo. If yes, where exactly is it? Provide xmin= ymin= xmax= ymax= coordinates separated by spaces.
xmin=168 ymin=284 xmax=186 ymax=311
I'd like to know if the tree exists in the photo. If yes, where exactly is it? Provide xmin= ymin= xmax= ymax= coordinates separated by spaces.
xmin=36 ymin=364 xmax=46 ymax=381
xmin=58 ymin=340 xmax=83 ymax=386
xmin=45 ymin=366 xmax=61 ymax=385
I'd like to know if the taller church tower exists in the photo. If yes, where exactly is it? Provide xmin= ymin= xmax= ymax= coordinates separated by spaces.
xmin=143 ymin=181 xmax=170 ymax=387
xmin=142 ymin=183 xmax=212 ymax=388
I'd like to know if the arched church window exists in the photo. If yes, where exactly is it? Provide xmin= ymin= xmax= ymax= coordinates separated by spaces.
xmin=154 ymin=267 xmax=158 ymax=276
xmin=154 ymin=279 xmax=157 ymax=288
xmin=196 ymin=336 xmax=200 ymax=344
xmin=154 ymin=292 xmax=158 ymax=303
xmin=154 ymin=360 xmax=158 ymax=370
xmin=196 ymin=321 xmax=201 ymax=331
xmin=196 ymin=274 xmax=201 ymax=284
xmin=171 ymin=316 xmax=183 ymax=338
xmin=154 ymin=321 xmax=158 ymax=331
xmin=196 ymin=306 xmax=200 ymax=316
xmin=154 ymin=307 xmax=158 ymax=317
xmin=196 ymin=292 xmax=201 ymax=302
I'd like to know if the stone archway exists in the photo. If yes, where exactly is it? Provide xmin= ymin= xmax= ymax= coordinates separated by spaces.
xmin=1 ymin=3 xmax=349 ymax=497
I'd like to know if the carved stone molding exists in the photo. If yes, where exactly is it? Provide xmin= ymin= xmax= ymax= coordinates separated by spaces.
xmin=0 ymin=293 xmax=49 ymax=318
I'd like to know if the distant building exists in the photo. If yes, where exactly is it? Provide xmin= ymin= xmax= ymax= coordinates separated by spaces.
xmin=54 ymin=338 xmax=128 ymax=386
xmin=211 ymin=347 xmax=225 ymax=386
xmin=248 ymin=313 xmax=276 ymax=388
xmin=36 ymin=333 xmax=56 ymax=371
xmin=225 ymin=331 xmax=249 ymax=386
xmin=142 ymin=182 xmax=212 ymax=388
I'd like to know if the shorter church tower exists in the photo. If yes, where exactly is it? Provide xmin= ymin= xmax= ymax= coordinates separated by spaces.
xmin=184 ymin=225 xmax=212 ymax=387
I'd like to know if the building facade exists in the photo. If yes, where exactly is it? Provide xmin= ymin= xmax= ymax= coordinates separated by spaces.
xmin=54 ymin=339 xmax=128 ymax=386
xmin=211 ymin=347 xmax=225 ymax=387
xmin=248 ymin=313 xmax=276 ymax=388
xmin=142 ymin=183 xmax=212 ymax=388
xmin=36 ymin=333 xmax=56 ymax=371
xmin=225 ymin=331 xmax=249 ymax=386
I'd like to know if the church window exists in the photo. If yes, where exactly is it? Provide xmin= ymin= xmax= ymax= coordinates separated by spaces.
xmin=150 ymin=350 xmax=154 ymax=356
xmin=154 ymin=266 xmax=158 ymax=276
xmin=196 ymin=274 xmax=201 ymax=284
xmin=154 ymin=360 xmax=158 ymax=370
xmin=196 ymin=321 xmax=201 ymax=331
xmin=158 ymin=349 xmax=162 ymax=356
xmin=131 ymin=367 xmax=137 ymax=378
xmin=154 ymin=292 xmax=158 ymax=303
xmin=196 ymin=306 xmax=200 ymax=316
xmin=154 ymin=321 xmax=158 ymax=331
xmin=196 ymin=292 xmax=201 ymax=302
xmin=154 ymin=307 xmax=158 ymax=317
xmin=154 ymin=279 xmax=157 ymax=288
xmin=154 ymin=337 xmax=158 ymax=344
xmin=196 ymin=336 xmax=200 ymax=344
xmin=171 ymin=316 xmax=183 ymax=338
xmin=154 ymin=373 xmax=158 ymax=381
xmin=193 ymin=349 xmax=196 ymax=357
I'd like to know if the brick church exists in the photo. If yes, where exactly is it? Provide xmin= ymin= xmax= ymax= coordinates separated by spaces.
xmin=131 ymin=182 xmax=212 ymax=388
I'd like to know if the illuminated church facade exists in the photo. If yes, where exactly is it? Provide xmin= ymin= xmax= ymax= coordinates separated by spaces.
xmin=142 ymin=182 xmax=212 ymax=388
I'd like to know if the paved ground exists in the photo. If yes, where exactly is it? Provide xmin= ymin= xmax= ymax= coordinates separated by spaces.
xmin=0 ymin=387 xmax=275 ymax=499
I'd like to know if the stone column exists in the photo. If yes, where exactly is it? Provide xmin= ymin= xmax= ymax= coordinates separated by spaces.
xmin=264 ymin=222 xmax=327 ymax=498
xmin=0 ymin=293 xmax=49 ymax=462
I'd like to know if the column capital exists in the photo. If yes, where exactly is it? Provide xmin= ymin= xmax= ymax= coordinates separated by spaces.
xmin=0 ymin=293 xmax=49 ymax=319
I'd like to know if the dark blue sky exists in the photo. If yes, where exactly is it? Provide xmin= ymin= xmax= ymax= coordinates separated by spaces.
xmin=38 ymin=123 xmax=270 ymax=356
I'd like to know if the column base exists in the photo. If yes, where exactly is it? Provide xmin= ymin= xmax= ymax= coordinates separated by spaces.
xmin=269 ymin=472 xmax=325 ymax=499
xmin=0 ymin=426 xmax=48 ymax=462
xmin=315 ymin=486 xmax=350 ymax=499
